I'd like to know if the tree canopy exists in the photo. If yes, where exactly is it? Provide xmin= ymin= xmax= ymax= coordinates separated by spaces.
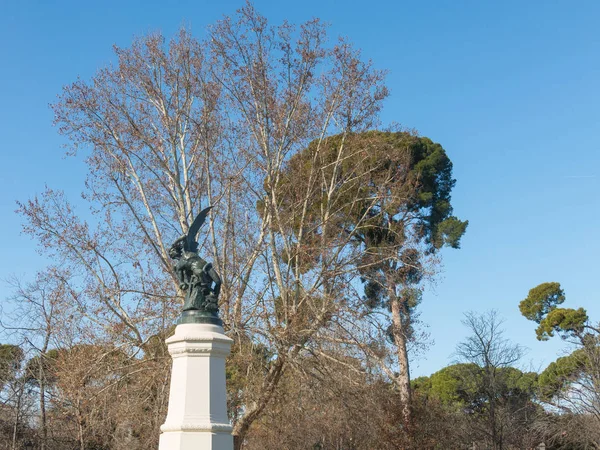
xmin=519 ymin=282 xmax=600 ymax=442
xmin=0 ymin=344 xmax=24 ymax=387
xmin=519 ymin=282 xmax=589 ymax=340
xmin=413 ymin=363 xmax=538 ymax=411
xmin=276 ymin=129 xmax=467 ymax=426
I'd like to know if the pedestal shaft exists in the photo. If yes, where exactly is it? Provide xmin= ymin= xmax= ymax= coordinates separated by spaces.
xmin=159 ymin=323 xmax=233 ymax=450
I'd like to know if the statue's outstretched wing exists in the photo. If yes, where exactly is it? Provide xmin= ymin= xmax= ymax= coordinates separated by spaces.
xmin=186 ymin=206 xmax=212 ymax=249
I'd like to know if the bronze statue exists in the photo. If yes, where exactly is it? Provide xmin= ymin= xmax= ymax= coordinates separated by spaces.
xmin=169 ymin=206 xmax=222 ymax=324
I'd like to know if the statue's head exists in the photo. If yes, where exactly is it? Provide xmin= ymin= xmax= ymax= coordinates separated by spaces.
xmin=169 ymin=235 xmax=200 ymax=260
xmin=169 ymin=236 xmax=186 ymax=260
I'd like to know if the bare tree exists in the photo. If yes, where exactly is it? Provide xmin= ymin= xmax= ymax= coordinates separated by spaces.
xmin=455 ymin=310 xmax=526 ymax=450
xmin=207 ymin=8 xmax=389 ymax=446
xmin=2 ymin=270 xmax=71 ymax=450
xmin=0 ymin=342 xmax=33 ymax=450
xmin=15 ymin=4 xmax=392 ymax=448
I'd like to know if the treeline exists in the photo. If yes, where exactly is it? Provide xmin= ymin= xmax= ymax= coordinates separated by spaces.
xmin=2 ymin=299 xmax=599 ymax=449
xmin=1 ymin=4 xmax=598 ymax=449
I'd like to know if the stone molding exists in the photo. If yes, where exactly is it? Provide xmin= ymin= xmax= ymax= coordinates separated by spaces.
xmin=166 ymin=324 xmax=234 ymax=345
xmin=166 ymin=324 xmax=233 ymax=358
xmin=169 ymin=345 xmax=231 ymax=358
xmin=160 ymin=422 xmax=233 ymax=433
xmin=167 ymin=334 xmax=233 ymax=345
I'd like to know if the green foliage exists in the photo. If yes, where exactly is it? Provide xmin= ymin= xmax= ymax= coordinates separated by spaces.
xmin=277 ymin=130 xmax=467 ymax=324
xmin=432 ymin=216 xmax=468 ymax=249
xmin=519 ymin=282 xmax=565 ymax=323
xmin=427 ymin=363 xmax=481 ymax=406
xmin=519 ymin=282 xmax=600 ymax=419
xmin=313 ymin=132 xmax=464 ymax=295
xmin=281 ymin=130 xmax=468 ymax=255
xmin=538 ymin=348 xmax=588 ymax=401
xmin=23 ymin=351 xmax=59 ymax=385
xmin=413 ymin=363 xmax=538 ymax=412
xmin=353 ymin=131 xmax=468 ymax=253
xmin=504 ymin=366 xmax=538 ymax=394
xmin=536 ymin=307 xmax=588 ymax=341
xmin=411 ymin=375 xmax=432 ymax=392
xmin=519 ymin=282 xmax=589 ymax=340
xmin=0 ymin=343 xmax=24 ymax=385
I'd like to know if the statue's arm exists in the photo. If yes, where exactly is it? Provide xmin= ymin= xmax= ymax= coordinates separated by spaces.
xmin=175 ymin=261 xmax=188 ymax=290
xmin=205 ymin=264 xmax=221 ymax=297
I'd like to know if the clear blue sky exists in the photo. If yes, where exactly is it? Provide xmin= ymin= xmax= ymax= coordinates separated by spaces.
xmin=1 ymin=0 xmax=599 ymax=377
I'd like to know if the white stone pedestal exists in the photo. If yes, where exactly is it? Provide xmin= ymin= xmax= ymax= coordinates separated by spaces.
xmin=159 ymin=323 xmax=234 ymax=450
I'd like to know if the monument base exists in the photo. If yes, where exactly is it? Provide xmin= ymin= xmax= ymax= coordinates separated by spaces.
xmin=159 ymin=323 xmax=233 ymax=450
xmin=178 ymin=309 xmax=223 ymax=326
xmin=159 ymin=431 xmax=232 ymax=450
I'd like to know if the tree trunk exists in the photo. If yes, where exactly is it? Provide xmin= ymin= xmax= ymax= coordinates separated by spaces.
xmin=390 ymin=296 xmax=411 ymax=426
xmin=39 ymin=337 xmax=50 ymax=450
xmin=231 ymin=356 xmax=286 ymax=450
xmin=39 ymin=370 xmax=47 ymax=450
xmin=490 ymin=398 xmax=497 ymax=449
xmin=11 ymin=417 xmax=18 ymax=450
xmin=11 ymin=389 xmax=21 ymax=450
xmin=486 ymin=370 xmax=500 ymax=449
xmin=233 ymin=434 xmax=243 ymax=450
xmin=232 ymin=405 xmax=257 ymax=450
xmin=77 ymin=400 xmax=85 ymax=450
